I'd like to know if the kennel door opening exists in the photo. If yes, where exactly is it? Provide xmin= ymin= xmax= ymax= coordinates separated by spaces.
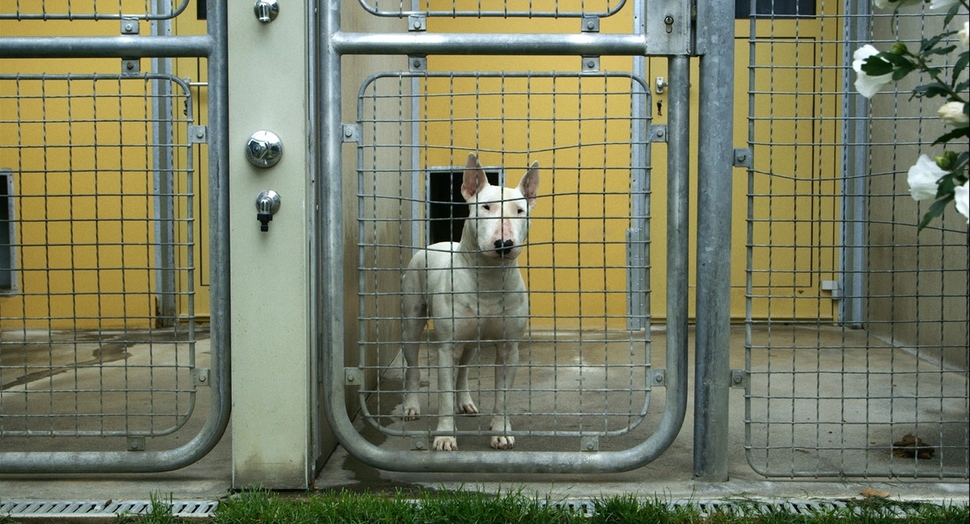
xmin=353 ymin=71 xmax=660 ymax=456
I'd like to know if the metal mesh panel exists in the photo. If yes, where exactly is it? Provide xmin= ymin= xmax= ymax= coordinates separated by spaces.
xmin=358 ymin=0 xmax=627 ymax=19
xmin=0 ymin=74 xmax=199 ymax=445
xmin=744 ymin=4 xmax=969 ymax=478
xmin=0 ymin=0 xmax=190 ymax=20
xmin=354 ymin=71 xmax=655 ymax=451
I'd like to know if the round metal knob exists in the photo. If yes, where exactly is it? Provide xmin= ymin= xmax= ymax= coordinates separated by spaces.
xmin=245 ymin=130 xmax=283 ymax=168
xmin=254 ymin=0 xmax=279 ymax=23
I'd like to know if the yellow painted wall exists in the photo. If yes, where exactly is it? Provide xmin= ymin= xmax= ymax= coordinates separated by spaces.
xmin=423 ymin=4 xmax=842 ymax=326
xmin=0 ymin=4 xmax=208 ymax=329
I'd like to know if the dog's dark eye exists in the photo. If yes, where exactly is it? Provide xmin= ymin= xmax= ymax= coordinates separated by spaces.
xmin=482 ymin=204 xmax=491 ymax=211
xmin=516 ymin=208 xmax=525 ymax=215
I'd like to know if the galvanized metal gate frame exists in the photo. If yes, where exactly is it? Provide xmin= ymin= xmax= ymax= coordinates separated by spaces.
xmin=318 ymin=0 xmax=736 ymax=476
xmin=0 ymin=4 xmax=230 ymax=473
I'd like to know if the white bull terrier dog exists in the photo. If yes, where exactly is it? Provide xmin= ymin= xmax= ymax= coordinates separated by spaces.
xmin=402 ymin=153 xmax=540 ymax=451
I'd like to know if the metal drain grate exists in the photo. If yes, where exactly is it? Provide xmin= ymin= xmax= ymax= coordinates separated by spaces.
xmin=547 ymin=498 xmax=927 ymax=518
xmin=0 ymin=499 xmax=218 ymax=520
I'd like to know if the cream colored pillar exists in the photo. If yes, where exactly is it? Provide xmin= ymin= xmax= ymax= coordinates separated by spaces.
xmin=227 ymin=1 xmax=316 ymax=489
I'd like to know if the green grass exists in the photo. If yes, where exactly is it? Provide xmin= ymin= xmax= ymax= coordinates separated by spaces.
xmin=57 ymin=488 xmax=970 ymax=524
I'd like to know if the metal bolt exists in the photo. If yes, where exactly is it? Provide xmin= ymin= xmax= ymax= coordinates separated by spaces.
xmin=733 ymin=374 xmax=743 ymax=384
xmin=586 ymin=21 xmax=595 ymax=30
xmin=587 ymin=60 xmax=595 ymax=68
xmin=124 ymin=22 xmax=134 ymax=32
xmin=195 ymin=128 xmax=205 ymax=139
xmin=664 ymin=15 xmax=674 ymax=25
xmin=655 ymin=374 xmax=663 ymax=383
xmin=656 ymin=129 xmax=665 ymax=138
xmin=344 ymin=127 xmax=353 ymax=138
xmin=413 ymin=59 xmax=422 ymax=68
xmin=413 ymin=20 xmax=422 ymax=29
xmin=586 ymin=442 xmax=595 ymax=450
xmin=347 ymin=374 xmax=355 ymax=382
xmin=737 ymin=152 xmax=747 ymax=162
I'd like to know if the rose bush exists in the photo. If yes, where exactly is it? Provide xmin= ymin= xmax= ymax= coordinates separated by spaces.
xmin=853 ymin=0 xmax=969 ymax=229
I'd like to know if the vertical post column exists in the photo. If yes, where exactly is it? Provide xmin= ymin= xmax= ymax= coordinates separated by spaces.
xmin=693 ymin=0 xmax=734 ymax=481
xmin=228 ymin=1 xmax=316 ymax=488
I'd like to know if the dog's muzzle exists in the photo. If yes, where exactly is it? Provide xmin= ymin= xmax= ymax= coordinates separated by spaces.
xmin=494 ymin=239 xmax=515 ymax=256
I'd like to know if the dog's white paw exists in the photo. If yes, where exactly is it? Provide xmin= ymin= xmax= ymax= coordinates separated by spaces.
xmin=457 ymin=396 xmax=479 ymax=415
xmin=490 ymin=435 xmax=515 ymax=450
xmin=432 ymin=436 xmax=458 ymax=451
xmin=402 ymin=399 xmax=420 ymax=421
xmin=403 ymin=407 xmax=420 ymax=421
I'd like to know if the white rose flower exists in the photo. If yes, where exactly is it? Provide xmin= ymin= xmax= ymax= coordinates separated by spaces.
xmin=907 ymin=155 xmax=947 ymax=201
xmin=852 ymin=45 xmax=893 ymax=98
xmin=938 ymin=101 xmax=969 ymax=126
xmin=929 ymin=0 xmax=960 ymax=9
xmin=955 ymin=182 xmax=970 ymax=223
xmin=959 ymin=21 xmax=969 ymax=47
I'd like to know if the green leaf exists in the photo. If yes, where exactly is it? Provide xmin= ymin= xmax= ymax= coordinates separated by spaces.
xmin=926 ymin=44 xmax=957 ymax=57
xmin=952 ymin=52 xmax=969 ymax=86
xmin=932 ymin=126 xmax=970 ymax=146
xmin=944 ymin=4 xmax=960 ymax=25
xmin=860 ymin=56 xmax=894 ymax=77
xmin=917 ymin=197 xmax=953 ymax=232
xmin=912 ymin=81 xmax=950 ymax=99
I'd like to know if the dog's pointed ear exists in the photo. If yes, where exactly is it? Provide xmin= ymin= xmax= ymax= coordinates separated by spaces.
xmin=518 ymin=161 xmax=540 ymax=209
xmin=461 ymin=153 xmax=488 ymax=201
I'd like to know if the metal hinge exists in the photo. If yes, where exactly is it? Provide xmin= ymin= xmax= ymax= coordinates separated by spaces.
xmin=189 ymin=126 xmax=207 ymax=144
xmin=120 ymin=17 xmax=141 ymax=76
xmin=342 ymin=124 xmax=361 ymax=143
xmin=193 ymin=367 xmax=211 ymax=387
xmin=408 ymin=14 xmax=426 ymax=32
xmin=730 ymin=369 xmax=748 ymax=389
xmin=581 ymin=56 xmax=600 ymax=73
xmin=582 ymin=16 xmax=600 ymax=32
xmin=647 ymin=368 xmax=667 ymax=387
xmin=127 ymin=436 xmax=146 ymax=451
xmin=409 ymin=56 xmax=427 ymax=73
xmin=650 ymin=125 xmax=668 ymax=143
xmin=580 ymin=436 xmax=599 ymax=452
xmin=344 ymin=367 xmax=363 ymax=386
xmin=733 ymin=148 xmax=753 ymax=168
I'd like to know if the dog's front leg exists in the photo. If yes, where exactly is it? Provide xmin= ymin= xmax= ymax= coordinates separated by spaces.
xmin=489 ymin=341 xmax=519 ymax=450
xmin=455 ymin=343 xmax=479 ymax=415
xmin=433 ymin=343 xmax=458 ymax=451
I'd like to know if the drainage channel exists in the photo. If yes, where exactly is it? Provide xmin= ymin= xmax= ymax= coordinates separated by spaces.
xmin=2 ymin=497 xmax=960 ymax=520
xmin=0 ymin=499 xmax=218 ymax=520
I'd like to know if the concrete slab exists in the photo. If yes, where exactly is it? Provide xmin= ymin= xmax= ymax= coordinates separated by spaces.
xmin=0 ymin=326 xmax=966 ymax=507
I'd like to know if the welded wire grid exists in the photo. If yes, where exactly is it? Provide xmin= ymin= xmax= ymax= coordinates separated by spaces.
xmin=744 ymin=4 xmax=969 ymax=478
xmin=0 ymin=74 xmax=198 ymax=445
xmin=358 ymin=0 xmax=626 ymax=18
xmin=354 ymin=71 xmax=656 ymax=450
xmin=0 ymin=0 xmax=190 ymax=20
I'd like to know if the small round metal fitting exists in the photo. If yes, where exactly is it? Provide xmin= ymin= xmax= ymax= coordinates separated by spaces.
xmin=245 ymin=130 xmax=283 ymax=168
xmin=254 ymin=0 xmax=279 ymax=23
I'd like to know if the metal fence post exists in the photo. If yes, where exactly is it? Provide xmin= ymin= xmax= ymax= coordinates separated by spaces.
xmin=693 ymin=0 xmax=734 ymax=481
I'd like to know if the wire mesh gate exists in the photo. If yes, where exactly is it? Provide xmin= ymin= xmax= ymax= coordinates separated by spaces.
xmin=0 ymin=2 xmax=230 ymax=473
xmin=354 ymin=71 xmax=656 ymax=449
xmin=742 ymin=2 xmax=969 ymax=478
xmin=321 ymin=0 xmax=696 ymax=473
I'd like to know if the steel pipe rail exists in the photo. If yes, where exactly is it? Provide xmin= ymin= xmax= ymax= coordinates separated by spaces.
xmin=0 ymin=36 xmax=213 ymax=58
xmin=332 ymin=31 xmax=652 ymax=56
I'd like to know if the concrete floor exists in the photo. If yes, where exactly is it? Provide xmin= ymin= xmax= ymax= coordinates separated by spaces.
xmin=1 ymin=327 xmax=967 ymax=509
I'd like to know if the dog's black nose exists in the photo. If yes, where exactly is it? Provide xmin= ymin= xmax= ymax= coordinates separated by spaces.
xmin=494 ymin=239 xmax=514 ymax=255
